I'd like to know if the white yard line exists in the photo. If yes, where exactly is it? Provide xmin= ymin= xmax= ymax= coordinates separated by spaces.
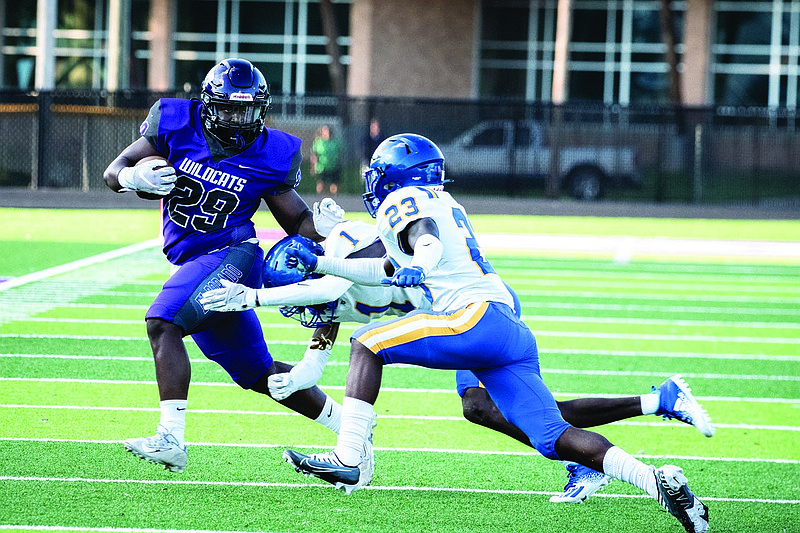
xmin=16 ymin=314 xmax=800 ymax=330
xmin=3 ymin=329 xmax=799 ymax=344
xmin=0 ymin=526 xmax=287 ymax=533
xmin=2 ymin=437 xmax=798 ymax=465
xmin=1 ymin=405 xmax=797 ymax=432
xmin=0 ymin=476 xmax=796 ymax=505
xmin=1 ymin=354 xmax=798 ymax=381
xmin=2 ymin=349 xmax=798 ymax=363
xmin=0 ymin=238 xmax=162 ymax=292
xmin=476 ymin=233 xmax=800 ymax=260
xmin=1 ymin=377 xmax=797 ymax=403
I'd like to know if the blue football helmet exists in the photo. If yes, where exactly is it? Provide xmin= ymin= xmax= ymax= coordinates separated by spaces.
xmin=262 ymin=235 xmax=338 ymax=328
xmin=201 ymin=58 xmax=272 ymax=148
xmin=362 ymin=134 xmax=447 ymax=217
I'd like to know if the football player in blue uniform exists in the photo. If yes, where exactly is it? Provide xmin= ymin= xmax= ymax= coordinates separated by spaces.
xmin=103 ymin=58 xmax=347 ymax=474
xmin=278 ymin=134 xmax=709 ymax=533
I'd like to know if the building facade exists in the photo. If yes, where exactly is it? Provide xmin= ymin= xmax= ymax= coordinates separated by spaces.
xmin=2 ymin=0 xmax=799 ymax=109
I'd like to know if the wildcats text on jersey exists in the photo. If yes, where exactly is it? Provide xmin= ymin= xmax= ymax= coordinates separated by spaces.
xmin=177 ymin=157 xmax=247 ymax=192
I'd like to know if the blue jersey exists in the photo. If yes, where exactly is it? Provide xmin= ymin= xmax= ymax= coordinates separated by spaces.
xmin=142 ymin=99 xmax=303 ymax=265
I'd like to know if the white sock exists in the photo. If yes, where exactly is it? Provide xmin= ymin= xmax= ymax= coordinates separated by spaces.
xmin=159 ymin=399 xmax=187 ymax=446
xmin=334 ymin=396 xmax=374 ymax=466
xmin=314 ymin=395 xmax=342 ymax=434
xmin=602 ymin=446 xmax=657 ymax=498
xmin=640 ymin=391 xmax=661 ymax=415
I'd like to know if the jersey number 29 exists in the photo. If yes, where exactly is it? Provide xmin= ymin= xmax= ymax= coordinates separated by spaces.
xmin=166 ymin=175 xmax=240 ymax=232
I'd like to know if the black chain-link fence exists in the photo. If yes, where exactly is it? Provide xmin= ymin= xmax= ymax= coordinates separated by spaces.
xmin=1 ymin=89 xmax=799 ymax=208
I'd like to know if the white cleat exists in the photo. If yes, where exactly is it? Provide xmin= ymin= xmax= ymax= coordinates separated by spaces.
xmin=283 ymin=449 xmax=362 ymax=494
xmin=655 ymin=465 xmax=710 ymax=533
xmin=123 ymin=425 xmax=187 ymax=473
xmin=359 ymin=413 xmax=377 ymax=487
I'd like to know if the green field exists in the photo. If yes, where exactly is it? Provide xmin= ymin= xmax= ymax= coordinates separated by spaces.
xmin=1 ymin=208 xmax=799 ymax=533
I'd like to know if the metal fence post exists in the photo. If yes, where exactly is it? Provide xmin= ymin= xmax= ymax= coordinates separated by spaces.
xmin=693 ymin=123 xmax=703 ymax=203
xmin=36 ymin=91 xmax=52 ymax=189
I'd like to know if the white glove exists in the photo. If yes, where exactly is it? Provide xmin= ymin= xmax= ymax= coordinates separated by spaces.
xmin=118 ymin=159 xmax=177 ymax=195
xmin=268 ymin=342 xmax=332 ymax=400
xmin=199 ymin=279 xmax=257 ymax=311
xmin=312 ymin=198 xmax=345 ymax=238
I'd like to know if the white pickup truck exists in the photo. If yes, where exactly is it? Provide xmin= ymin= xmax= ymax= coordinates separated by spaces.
xmin=439 ymin=120 xmax=640 ymax=200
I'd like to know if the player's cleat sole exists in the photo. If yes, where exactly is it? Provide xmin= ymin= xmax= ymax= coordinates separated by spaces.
xmin=359 ymin=413 xmax=378 ymax=487
xmin=655 ymin=465 xmax=710 ymax=533
xmin=549 ymin=462 xmax=612 ymax=503
xmin=283 ymin=449 xmax=362 ymax=495
xmin=656 ymin=375 xmax=715 ymax=437
xmin=123 ymin=427 xmax=187 ymax=473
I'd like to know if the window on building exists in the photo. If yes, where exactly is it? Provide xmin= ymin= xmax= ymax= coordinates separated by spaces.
xmin=4 ymin=0 xmax=349 ymax=93
xmin=479 ymin=0 xmax=685 ymax=105
xmin=171 ymin=0 xmax=350 ymax=95
xmin=712 ymin=1 xmax=800 ymax=108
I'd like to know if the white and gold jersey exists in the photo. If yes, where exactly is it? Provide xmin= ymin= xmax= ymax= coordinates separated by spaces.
xmin=375 ymin=186 xmax=514 ymax=312
xmin=324 ymin=220 xmax=429 ymax=324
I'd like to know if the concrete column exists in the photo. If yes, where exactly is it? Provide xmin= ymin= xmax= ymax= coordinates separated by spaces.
xmin=348 ymin=0 xmax=478 ymax=98
xmin=35 ymin=0 xmax=57 ymax=89
xmin=347 ymin=0 xmax=373 ymax=97
xmin=107 ymin=0 xmax=132 ymax=91
xmin=551 ymin=0 xmax=573 ymax=103
xmin=0 ymin=0 xmax=5 ymax=88
xmin=148 ymin=0 xmax=175 ymax=90
xmin=682 ymin=0 xmax=713 ymax=105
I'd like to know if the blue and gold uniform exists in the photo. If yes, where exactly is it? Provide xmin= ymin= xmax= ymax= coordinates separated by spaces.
xmin=354 ymin=186 xmax=571 ymax=459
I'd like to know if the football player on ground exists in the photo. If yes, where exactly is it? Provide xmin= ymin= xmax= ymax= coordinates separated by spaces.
xmin=103 ymin=58 xmax=351 ymax=474
xmin=201 ymin=219 xmax=714 ymax=504
xmin=276 ymin=134 xmax=710 ymax=532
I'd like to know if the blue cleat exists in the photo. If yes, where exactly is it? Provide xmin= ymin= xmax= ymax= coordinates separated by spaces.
xmin=549 ymin=462 xmax=612 ymax=503
xmin=283 ymin=449 xmax=362 ymax=494
xmin=655 ymin=375 xmax=715 ymax=437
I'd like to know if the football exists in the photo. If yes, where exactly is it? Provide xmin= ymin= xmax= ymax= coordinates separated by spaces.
xmin=134 ymin=155 xmax=173 ymax=200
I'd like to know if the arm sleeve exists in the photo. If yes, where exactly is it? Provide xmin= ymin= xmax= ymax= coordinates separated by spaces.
xmin=255 ymin=275 xmax=353 ymax=307
xmin=410 ymin=233 xmax=443 ymax=275
xmin=272 ymin=149 xmax=303 ymax=195
xmin=140 ymin=101 xmax=162 ymax=151
xmin=314 ymin=256 xmax=387 ymax=286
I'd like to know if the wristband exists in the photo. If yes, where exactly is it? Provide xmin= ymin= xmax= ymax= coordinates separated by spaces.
xmin=117 ymin=166 xmax=136 ymax=191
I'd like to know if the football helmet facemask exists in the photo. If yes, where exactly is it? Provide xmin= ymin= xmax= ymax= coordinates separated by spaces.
xmin=362 ymin=133 xmax=447 ymax=217
xmin=201 ymin=58 xmax=271 ymax=148
xmin=262 ymin=234 xmax=338 ymax=328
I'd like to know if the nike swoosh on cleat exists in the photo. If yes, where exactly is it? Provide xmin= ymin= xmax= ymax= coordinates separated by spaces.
xmin=300 ymin=461 xmax=348 ymax=474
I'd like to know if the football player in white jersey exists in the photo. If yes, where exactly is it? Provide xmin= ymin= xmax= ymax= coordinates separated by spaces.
xmin=201 ymin=220 xmax=428 ymax=399
xmin=201 ymin=218 xmax=714 ymax=504
xmin=273 ymin=134 xmax=709 ymax=533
